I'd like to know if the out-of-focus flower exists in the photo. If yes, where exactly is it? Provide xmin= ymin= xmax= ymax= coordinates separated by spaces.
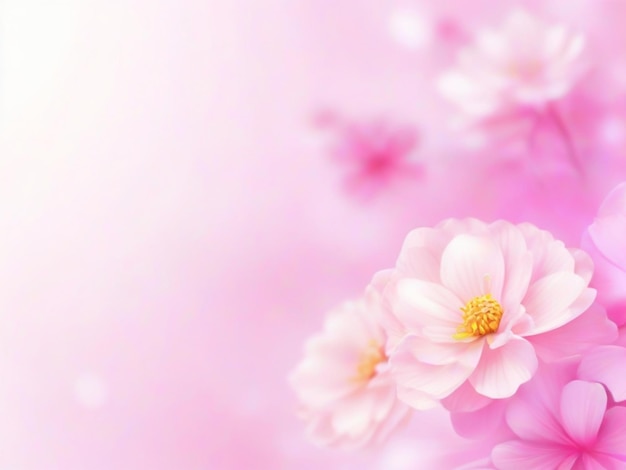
xmin=383 ymin=218 xmax=611 ymax=410
xmin=289 ymin=297 xmax=411 ymax=449
xmin=582 ymin=181 xmax=626 ymax=326
xmin=492 ymin=380 xmax=626 ymax=468
xmin=319 ymin=115 xmax=422 ymax=200
xmin=439 ymin=9 xmax=586 ymax=120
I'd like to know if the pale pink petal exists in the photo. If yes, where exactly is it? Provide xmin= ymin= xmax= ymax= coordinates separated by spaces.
xmin=578 ymin=346 xmax=626 ymax=402
xmin=560 ymin=380 xmax=607 ymax=447
xmin=489 ymin=220 xmax=533 ymax=308
xmin=395 ymin=279 xmax=463 ymax=333
xmin=469 ymin=336 xmax=537 ymax=398
xmin=289 ymin=357 xmax=359 ymax=407
xmin=396 ymin=226 xmax=449 ymax=275
xmin=570 ymin=248 xmax=594 ymax=285
xmin=392 ymin=340 xmax=482 ymax=402
xmin=589 ymin=182 xmax=626 ymax=271
xmin=523 ymin=272 xmax=588 ymax=334
xmin=529 ymin=304 xmax=617 ymax=362
xmin=594 ymin=406 xmax=626 ymax=458
xmin=394 ymin=384 xmax=439 ymax=411
xmin=399 ymin=335 xmax=481 ymax=365
xmin=491 ymin=441 xmax=576 ymax=470
xmin=366 ymin=271 xmax=406 ymax=352
xmin=441 ymin=378 xmax=492 ymax=413
xmin=591 ymin=214 xmax=626 ymax=273
xmin=440 ymin=234 xmax=505 ymax=302
xmin=331 ymin=391 xmax=379 ymax=437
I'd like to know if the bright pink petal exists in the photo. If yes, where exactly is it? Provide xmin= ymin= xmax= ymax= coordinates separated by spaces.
xmin=505 ymin=390 xmax=569 ymax=444
xmin=469 ymin=336 xmax=537 ymax=398
xmin=491 ymin=441 xmax=576 ymax=469
xmin=440 ymin=234 xmax=505 ymax=303
xmin=580 ymin=454 xmax=622 ymax=470
xmin=450 ymin=399 xmax=508 ymax=440
xmin=523 ymin=272 xmax=588 ymax=334
xmin=530 ymin=304 xmax=617 ymax=362
xmin=560 ymin=380 xmax=607 ymax=447
xmin=578 ymin=346 xmax=626 ymax=402
xmin=594 ymin=406 xmax=626 ymax=458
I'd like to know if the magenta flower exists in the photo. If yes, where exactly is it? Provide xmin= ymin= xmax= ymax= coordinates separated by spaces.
xmin=439 ymin=8 xmax=586 ymax=120
xmin=492 ymin=380 xmax=626 ymax=468
xmin=383 ymin=219 xmax=614 ymax=410
xmin=325 ymin=117 xmax=422 ymax=200
xmin=289 ymin=297 xmax=411 ymax=449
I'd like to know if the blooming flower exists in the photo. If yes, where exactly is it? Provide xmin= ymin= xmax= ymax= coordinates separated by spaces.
xmin=289 ymin=296 xmax=411 ymax=449
xmin=384 ymin=218 xmax=613 ymax=410
xmin=439 ymin=8 xmax=586 ymax=120
xmin=492 ymin=380 xmax=626 ymax=469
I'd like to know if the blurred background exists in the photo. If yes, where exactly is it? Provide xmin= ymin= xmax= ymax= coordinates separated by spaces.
xmin=3 ymin=0 xmax=626 ymax=468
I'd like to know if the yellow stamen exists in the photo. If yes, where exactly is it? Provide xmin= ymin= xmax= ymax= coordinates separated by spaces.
xmin=354 ymin=340 xmax=386 ymax=382
xmin=454 ymin=293 xmax=503 ymax=340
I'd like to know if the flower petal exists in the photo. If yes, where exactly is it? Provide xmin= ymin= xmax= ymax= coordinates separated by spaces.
xmin=395 ymin=279 xmax=463 ymax=332
xmin=560 ymin=380 xmax=607 ymax=447
xmin=469 ymin=336 xmax=537 ymax=399
xmin=489 ymin=220 xmax=533 ymax=308
xmin=441 ymin=379 xmax=492 ymax=413
xmin=392 ymin=340 xmax=482 ymax=403
xmin=491 ymin=441 xmax=576 ymax=470
xmin=523 ymin=272 xmax=589 ymax=334
xmin=530 ymin=304 xmax=617 ymax=362
xmin=450 ymin=399 xmax=508 ymax=440
xmin=578 ymin=346 xmax=626 ymax=402
xmin=440 ymin=234 xmax=505 ymax=302
xmin=594 ymin=406 xmax=626 ymax=457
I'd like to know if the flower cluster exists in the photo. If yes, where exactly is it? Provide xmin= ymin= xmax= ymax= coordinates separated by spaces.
xmin=291 ymin=7 xmax=626 ymax=469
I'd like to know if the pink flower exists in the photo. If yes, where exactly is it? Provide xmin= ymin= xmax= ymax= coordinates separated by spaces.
xmin=439 ymin=8 xmax=586 ymax=121
xmin=288 ymin=296 xmax=411 ymax=449
xmin=583 ymin=181 xmax=626 ymax=326
xmin=384 ymin=218 xmax=613 ymax=410
xmin=320 ymin=115 xmax=422 ymax=200
xmin=492 ymin=380 xmax=626 ymax=469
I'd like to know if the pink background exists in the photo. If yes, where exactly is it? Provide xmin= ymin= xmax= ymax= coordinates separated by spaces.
xmin=4 ymin=1 xmax=626 ymax=468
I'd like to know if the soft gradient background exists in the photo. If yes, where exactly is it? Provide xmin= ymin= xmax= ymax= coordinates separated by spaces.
xmin=3 ymin=1 xmax=626 ymax=468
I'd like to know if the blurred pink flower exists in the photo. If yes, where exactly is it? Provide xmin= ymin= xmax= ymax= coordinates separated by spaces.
xmin=384 ymin=219 xmax=603 ymax=409
xmin=492 ymin=380 xmax=626 ymax=468
xmin=582 ymin=181 xmax=626 ymax=326
xmin=319 ymin=115 xmax=422 ymax=200
xmin=439 ymin=8 xmax=586 ymax=120
xmin=289 ymin=297 xmax=411 ymax=449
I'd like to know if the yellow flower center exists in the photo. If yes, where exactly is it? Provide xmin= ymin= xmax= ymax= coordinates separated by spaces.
xmin=453 ymin=294 xmax=503 ymax=340
xmin=354 ymin=340 xmax=386 ymax=382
